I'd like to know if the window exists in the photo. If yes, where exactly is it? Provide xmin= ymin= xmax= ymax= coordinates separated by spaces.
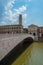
xmin=14 ymin=27 xmax=15 ymax=29
xmin=42 ymin=34 xmax=43 ymax=37
xmin=19 ymin=27 xmax=21 ymax=29
xmin=16 ymin=27 xmax=18 ymax=29
xmin=33 ymin=33 xmax=36 ymax=36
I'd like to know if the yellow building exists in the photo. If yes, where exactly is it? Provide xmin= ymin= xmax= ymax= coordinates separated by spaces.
xmin=23 ymin=28 xmax=28 ymax=33
xmin=0 ymin=25 xmax=23 ymax=33
xmin=0 ymin=14 xmax=23 ymax=33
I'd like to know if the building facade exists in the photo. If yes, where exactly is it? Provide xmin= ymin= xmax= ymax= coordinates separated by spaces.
xmin=23 ymin=28 xmax=28 ymax=33
xmin=28 ymin=24 xmax=39 ymax=41
xmin=38 ymin=27 xmax=43 ymax=41
xmin=0 ymin=14 xmax=23 ymax=34
xmin=39 ymin=27 xmax=43 ymax=37
xmin=0 ymin=25 xmax=23 ymax=33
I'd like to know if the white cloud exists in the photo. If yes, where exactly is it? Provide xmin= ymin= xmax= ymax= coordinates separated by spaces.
xmin=4 ymin=9 xmax=17 ymax=23
xmin=0 ymin=21 xmax=7 ymax=25
xmin=23 ymin=14 xmax=27 ymax=19
xmin=23 ymin=14 xmax=27 ymax=24
xmin=3 ymin=0 xmax=27 ymax=25
xmin=5 ymin=0 xmax=15 ymax=11
xmin=14 ymin=5 xmax=27 ymax=14
xmin=3 ymin=0 xmax=17 ymax=23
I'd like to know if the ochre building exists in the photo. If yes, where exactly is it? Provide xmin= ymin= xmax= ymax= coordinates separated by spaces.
xmin=0 ymin=14 xmax=23 ymax=34
xmin=0 ymin=25 xmax=23 ymax=33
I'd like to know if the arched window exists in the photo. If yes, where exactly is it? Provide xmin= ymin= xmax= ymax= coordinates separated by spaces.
xmin=33 ymin=33 xmax=36 ymax=36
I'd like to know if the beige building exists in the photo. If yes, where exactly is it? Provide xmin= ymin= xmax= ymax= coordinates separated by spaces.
xmin=38 ymin=27 xmax=43 ymax=41
xmin=23 ymin=28 xmax=28 ymax=33
xmin=0 ymin=14 xmax=23 ymax=34
xmin=39 ymin=27 xmax=43 ymax=37
xmin=0 ymin=25 xmax=23 ymax=33
xmin=28 ymin=24 xmax=39 ymax=41
xmin=28 ymin=24 xmax=38 ymax=35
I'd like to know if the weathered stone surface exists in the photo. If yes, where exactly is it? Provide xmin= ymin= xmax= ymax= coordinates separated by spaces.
xmin=0 ymin=34 xmax=34 ymax=60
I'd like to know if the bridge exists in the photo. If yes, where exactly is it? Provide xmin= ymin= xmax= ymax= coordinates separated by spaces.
xmin=0 ymin=33 xmax=34 ymax=60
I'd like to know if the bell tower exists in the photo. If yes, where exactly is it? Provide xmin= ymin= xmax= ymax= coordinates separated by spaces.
xmin=19 ymin=14 xmax=22 ymax=25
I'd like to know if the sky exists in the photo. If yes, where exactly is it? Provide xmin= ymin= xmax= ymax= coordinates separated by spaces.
xmin=0 ymin=0 xmax=43 ymax=27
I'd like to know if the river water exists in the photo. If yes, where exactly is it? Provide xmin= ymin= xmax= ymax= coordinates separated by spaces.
xmin=12 ymin=42 xmax=43 ymax=65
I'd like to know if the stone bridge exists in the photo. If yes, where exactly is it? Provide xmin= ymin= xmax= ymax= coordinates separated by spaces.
xmin=0 ymin=34 xmax=34 ymax=60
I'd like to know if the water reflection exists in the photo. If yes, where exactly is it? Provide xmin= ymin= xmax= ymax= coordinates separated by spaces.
xmin=12 ymin=42 xmax=43 ymax=65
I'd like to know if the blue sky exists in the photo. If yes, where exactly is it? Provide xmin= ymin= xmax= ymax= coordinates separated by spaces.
xmin=0 ymin=0 xmax=43 ymax=27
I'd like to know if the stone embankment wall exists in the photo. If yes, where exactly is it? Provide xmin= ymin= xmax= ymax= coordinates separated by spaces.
xmin=38 ymin=37 xmax=43 ymax=41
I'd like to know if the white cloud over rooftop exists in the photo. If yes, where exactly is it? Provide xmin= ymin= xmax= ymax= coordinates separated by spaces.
xmin=1 ymin=0 xmax=27 ymax=25
xmin=0 ymin=0 xmax=43 ymax=27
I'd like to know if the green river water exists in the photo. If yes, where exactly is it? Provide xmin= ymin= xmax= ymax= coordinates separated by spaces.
xmin=12 ymin=42 xmax=43 ymax=65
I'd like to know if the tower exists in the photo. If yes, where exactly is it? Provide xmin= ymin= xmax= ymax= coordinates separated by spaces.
xmin=19 ymin=14 xmax=22 ymax=25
